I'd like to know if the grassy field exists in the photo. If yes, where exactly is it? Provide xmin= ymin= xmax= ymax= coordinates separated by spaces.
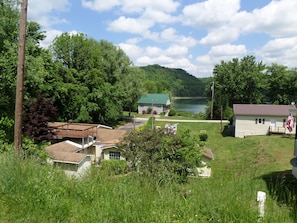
xmin=1 ymin=122 xmax=297 ymax=222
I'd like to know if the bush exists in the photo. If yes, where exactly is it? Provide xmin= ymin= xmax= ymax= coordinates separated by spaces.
xmin=147 ymin=107 xmax=153 ymax=114
xmin=168 ymin=108 xmax=176 ymax=116
xmin=142 ymin=110 xmax=146 ymax=114
xmin=100 ymin=160 xmax=128 ymax=175
xmin=199 ymin=133 xmax=208 ymax=142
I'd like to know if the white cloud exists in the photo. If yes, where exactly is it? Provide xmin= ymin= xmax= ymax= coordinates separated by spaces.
xmin=257 ymin=36 xmax=297 ymax=67
xmin=209 ymin=44 xmax=247 ymax=58
xmin=199 ymin=26 xmax=240 ymax=45
xmin=108 ymin=16 xmax=154 ymax=34
xmin=181 ymin=0 xmax=240 ymax=29
xmin=39 ymin=29 xmax=63 ymax=48
xmin=141 ymin=8 xmax=178 ymax=23
xmin=118 ymin=43 xmax=144 ymax=60
xmin=82 ymin=0 xmax=121 ymax=12
xmin=166 ymin=45 xmax=188 ymax=57
xmin=28 ymin=0 xmax=70 ymax=28
xmin=195 ymin=44 xmax=247 ymax=76
xmin=82 ymin=0 xmax=180 ymax=14
xmin=234 ymin=0 xmax=297 ymax=38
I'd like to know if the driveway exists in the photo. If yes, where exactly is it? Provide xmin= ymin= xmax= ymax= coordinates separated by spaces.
xmin=118 ymin=118 xmax=148 ymax=130
xmin=118 ymin=117 xmax=229 ymax=130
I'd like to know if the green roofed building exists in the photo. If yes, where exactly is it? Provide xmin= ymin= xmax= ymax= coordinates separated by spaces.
xmin=137 ymin=94 xmax=171 ymax=115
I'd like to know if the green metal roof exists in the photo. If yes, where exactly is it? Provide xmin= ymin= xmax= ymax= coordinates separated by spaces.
xmin=137 ymin=94 xmax=170 ymax=105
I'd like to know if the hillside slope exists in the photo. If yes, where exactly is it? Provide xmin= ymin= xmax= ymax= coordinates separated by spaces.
xmin=139 ymin=64 xmax=209 ymax=97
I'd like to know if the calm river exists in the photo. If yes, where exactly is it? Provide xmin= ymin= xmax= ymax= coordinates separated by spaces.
xmin=173 ymin=98 xmax=208 ymax=114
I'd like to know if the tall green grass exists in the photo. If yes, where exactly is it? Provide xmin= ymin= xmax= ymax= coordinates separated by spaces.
xmin=1 ymin=122 xmax=297 ymax=222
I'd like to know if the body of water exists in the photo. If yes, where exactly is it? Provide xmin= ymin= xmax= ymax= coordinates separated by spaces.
xmin=173 ymin=98 xmax=208 ymax=114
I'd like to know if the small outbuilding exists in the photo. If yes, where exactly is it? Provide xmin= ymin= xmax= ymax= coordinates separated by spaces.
xmin=233 ymin=104 xmax=296 ymax=138
xmin=197 ymin=148 xmax=214 ymax=178
xmin=137 ymin=93 xmax=170 ymax=115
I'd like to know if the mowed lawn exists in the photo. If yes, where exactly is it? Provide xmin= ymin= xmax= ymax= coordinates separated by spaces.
xmin=1 ymin=121 xmax=297 ymax=222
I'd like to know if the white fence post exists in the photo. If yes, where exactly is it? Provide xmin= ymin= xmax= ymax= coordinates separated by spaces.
xmin=257 ymin=191 xmax=266 ymax=218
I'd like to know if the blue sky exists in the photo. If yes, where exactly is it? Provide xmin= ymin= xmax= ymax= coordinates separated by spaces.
xmin=27 ymin=0 xmax=297 ymax=78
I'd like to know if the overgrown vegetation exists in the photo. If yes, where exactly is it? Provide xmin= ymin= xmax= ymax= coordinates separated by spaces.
xmin=117 ymin=128 xmax=202 ymax=183
xmin=1 ymin=122 xmax=297 ymax=222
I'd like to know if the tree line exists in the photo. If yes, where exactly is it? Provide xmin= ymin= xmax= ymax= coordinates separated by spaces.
xmin=209 ymin=55 xmax=297 ymax=120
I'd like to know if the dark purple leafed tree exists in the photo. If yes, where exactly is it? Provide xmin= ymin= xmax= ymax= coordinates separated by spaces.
xmin=23 ymin=94 xmax=57 ymax=143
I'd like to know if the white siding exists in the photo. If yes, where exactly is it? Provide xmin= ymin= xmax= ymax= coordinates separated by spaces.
xmin=138 ymin=105 xmax=165 ymax=114
xmin=234 ymin=115 xmax=295 ymax=138
xmin=57 ymin=156 xmax=92 ymax=177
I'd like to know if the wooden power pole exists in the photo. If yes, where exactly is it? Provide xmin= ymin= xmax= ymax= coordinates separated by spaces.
xmin=14 ymin=0 xmax=28 ymax=154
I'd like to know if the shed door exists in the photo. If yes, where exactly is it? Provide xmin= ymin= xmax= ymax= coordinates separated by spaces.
xmin=270 ymin=120 xmax=276 ymax=130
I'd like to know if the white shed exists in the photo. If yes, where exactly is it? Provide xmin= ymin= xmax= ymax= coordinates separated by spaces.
xmin=233 ymin=104 xmax=296 ymax=138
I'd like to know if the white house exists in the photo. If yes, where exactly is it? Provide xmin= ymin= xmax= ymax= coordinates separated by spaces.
xmin=137 ymin=93 xmax=171 ymax=115
xmin=233 ymin=104 xmax=296 ymax=138
xmin=45 ymin=140 xmax=92 ymax=177
xmin=45 ymin=122 xmax=127 ymax=176
xmin=93 ymin=128 xmax=127 ymax=163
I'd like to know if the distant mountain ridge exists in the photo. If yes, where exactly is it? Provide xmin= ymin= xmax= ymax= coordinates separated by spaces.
xmin=139 ymin=64 xmax=208 ymax=97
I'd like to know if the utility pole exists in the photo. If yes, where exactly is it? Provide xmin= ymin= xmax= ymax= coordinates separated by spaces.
xmin=210 ymin=81 xmax=214 ymax=120
xmin=14 ymin=0 xmax=28 ymax=154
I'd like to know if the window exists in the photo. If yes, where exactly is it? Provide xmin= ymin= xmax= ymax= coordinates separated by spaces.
xmin=109 ymin=151 xmax=120 ymax=160
xmin=256 ymin=118 xmax=265 ymax=124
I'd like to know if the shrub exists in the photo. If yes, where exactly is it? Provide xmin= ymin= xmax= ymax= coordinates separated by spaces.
xmin=142 ymin=110 xmax=146 ymax=114
xmin=153 ymin=110 xmax=157 ymax=115
xmin=168 ymin=108 xmax=176 ymax=116
xmin=147 ymin=107 xmax=153 ymax=114
xmin=199 ymin=133 xmax=208 ymax=142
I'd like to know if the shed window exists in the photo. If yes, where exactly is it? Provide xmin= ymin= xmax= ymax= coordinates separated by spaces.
xmin=109 ymin=151 xmax=120 ymax=160
xmin=256 ymin=118 xmax=265 ymax=124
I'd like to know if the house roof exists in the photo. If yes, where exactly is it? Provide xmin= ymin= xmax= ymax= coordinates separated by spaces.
xmin=137 ymin=94 xmax=170 ymax=105
xmin=45 ymin=122 xmax=128 ymax=164
xmin=96 ymin=128 xmax=127 ymax=145
xmin=48 ymin=122 xmax=97 ymax=138
xmin=45 ymin=141 xmax=87 ymax=164
xmin=233 ymin=104 xmax=296 ymax=116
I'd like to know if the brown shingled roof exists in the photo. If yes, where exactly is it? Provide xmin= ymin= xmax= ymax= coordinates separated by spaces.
xmin=233 ymin=104 xmax=296 ymax=116
xmin=45 ymin=141 xmax=86 ymax=164
xmin=96 ymin=128 xmax=127 ymax=145
xmin=50 ymin=152 xmax=86 ymax=164
xmin=48 ymin=122 xmax=97 ymax=138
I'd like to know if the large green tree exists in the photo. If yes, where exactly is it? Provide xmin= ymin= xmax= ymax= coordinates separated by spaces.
xmin=49 ymin=33 xmax=142 ymax=124
xmin=0 ymin=1 xmax=50 ymax=144
xmin=211 ymin=55 xmax=267 ymax=119
xmin=266 ymin=64 xmax=297 ymax=104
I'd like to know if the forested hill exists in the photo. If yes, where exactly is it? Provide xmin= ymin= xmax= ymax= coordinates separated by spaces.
xmin=139 ymin=64 xmax=209 ymax=97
